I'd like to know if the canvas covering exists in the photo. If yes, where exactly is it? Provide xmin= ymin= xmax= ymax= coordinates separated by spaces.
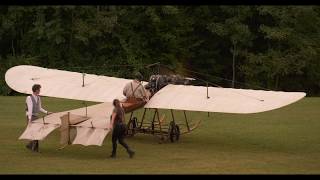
xmin=19 ymin=102 xmax=113 ymax=146
xmin=145 ymin=84 xmax=306 ymax=114
xmin=5 ymin=65 xmax=143 ymax=102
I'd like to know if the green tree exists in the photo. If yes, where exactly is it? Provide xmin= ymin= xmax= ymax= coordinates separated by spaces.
xmin=208 ymin=6 xmax=254 ymax=87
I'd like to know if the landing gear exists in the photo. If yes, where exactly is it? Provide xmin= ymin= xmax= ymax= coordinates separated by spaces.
xmin=168 ymin=121 xmax=180 ymax=142
xmin=124 ymin=109 xmax=199 ymax=143
xmin=127 ymin=117 xmax=137 ymax=137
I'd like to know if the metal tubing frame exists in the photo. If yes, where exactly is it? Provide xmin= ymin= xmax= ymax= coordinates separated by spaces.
xmin=170 ymin=109 xmax=175 ymax=124
xmin=129 ymin=111 xmax=134 ymax=122
xmin=82 ymin=73 xmax=85 ymax=87
xmin=156 ymin=109 xmax=164 ymax=140
xmin=183 ymin=110 xmax=190 ymax=132
xmin=139 ymin=108 xmax=147 ymax=128
xmin=151 ymin=109 xmax=157 ymax=134
xmin=126 ymin=111 xmax=134 ymax=135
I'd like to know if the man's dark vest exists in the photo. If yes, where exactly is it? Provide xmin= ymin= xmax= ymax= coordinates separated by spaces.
xmin=26 ymin=95 xmax=40 ymax=116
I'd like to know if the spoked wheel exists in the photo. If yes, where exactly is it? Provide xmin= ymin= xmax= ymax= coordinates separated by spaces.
xmin=127 ymin=117 xmax=137 ymax=137
xmin=175 ymin=124 xmax=180 ymax=141
xmin=168 ymin=121 xmax=180 ymax=142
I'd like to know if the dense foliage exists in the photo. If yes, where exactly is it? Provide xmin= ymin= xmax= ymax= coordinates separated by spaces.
xmin=1 ymin=6 xmax=319 ymax=95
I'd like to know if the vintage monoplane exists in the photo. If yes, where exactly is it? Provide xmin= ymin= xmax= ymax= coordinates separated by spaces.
xmin=5 ymin=65 xmax=306 ymax=147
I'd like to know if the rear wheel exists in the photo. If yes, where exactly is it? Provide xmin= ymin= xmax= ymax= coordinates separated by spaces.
xmin=168 ymin=121 xmax=180 ymax=142
xmin=175 ymin=124 xmax=180 ymax=141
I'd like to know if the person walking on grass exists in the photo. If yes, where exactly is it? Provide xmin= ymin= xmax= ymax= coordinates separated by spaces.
xmin=25 ymin=84 xmax=52 ymax=152
xmin=109 ymin=99 xmax=135 ymax=158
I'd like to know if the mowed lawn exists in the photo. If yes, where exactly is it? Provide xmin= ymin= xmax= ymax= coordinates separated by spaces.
xmin=0 ymin=96 xmax=319 ymax=174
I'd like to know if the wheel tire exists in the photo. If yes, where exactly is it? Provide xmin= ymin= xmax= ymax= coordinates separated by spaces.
xmin=127 ymin=117 xmax=137 ymax=137
xmin=175 ymin=124 xmax=180 ymax=141
xmin=169 ymin=121 xmax=176 ymax=143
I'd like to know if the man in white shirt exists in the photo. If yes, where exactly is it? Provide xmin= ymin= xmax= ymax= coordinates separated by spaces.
xmin=121 ymin=72 xmax=150 ymax=113
xmin=25 ymin=84 xmax=52 ymax=152
xmin=123 ymin=72 xmax=149 ymax=101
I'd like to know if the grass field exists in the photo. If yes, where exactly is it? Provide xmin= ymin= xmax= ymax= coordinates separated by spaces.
xmin=0 ymin=96 xmax=320 ymax=174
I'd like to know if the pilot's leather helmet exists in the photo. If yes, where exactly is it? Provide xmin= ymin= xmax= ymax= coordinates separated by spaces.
xmin=133 ymin=72 xmax=143 ymax=81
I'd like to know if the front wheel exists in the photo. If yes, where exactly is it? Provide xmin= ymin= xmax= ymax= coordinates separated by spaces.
xmin=127 ymin=117 xmax=137 ymax=137
xmin=168 ymin=121 xmax=180 ymax=142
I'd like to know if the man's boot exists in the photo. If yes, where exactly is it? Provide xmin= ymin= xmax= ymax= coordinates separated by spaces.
xmin=31 ymin=140 xmax=39 ymax=153
xmin=34 ymin=141 xmax=40 ymax=153
xmin=127 ymin=149 xmax=135 ymax=158
xmin=109 ymin=151 xmax=116 ymax=158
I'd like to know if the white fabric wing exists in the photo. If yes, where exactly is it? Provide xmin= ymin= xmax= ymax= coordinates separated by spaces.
xmin=19 ymin=102 xmax=114 ymax=146
xmin=5 ymin=65 xmax=132 ymax=102
xmin=145 ymin=84 xmax=306 ymax=114
xmin=72 ymin=128 xmax=110 ymax=146
xmin=19 ymin=123 xmax=60 ymax=140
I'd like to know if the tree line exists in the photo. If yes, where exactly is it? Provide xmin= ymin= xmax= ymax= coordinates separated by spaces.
xmin=1 ymin=6 xmax=320 ymax=96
